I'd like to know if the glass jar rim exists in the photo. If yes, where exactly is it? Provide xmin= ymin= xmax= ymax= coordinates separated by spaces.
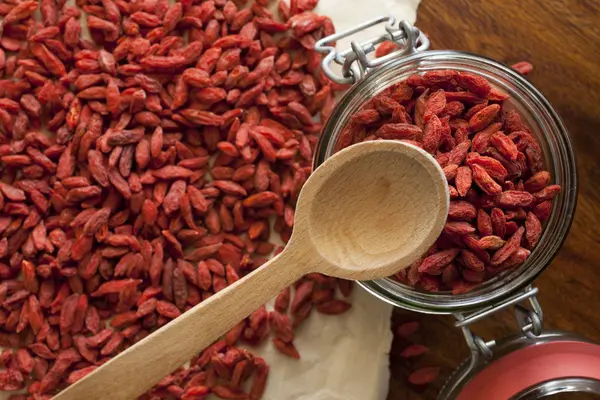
xmin=313 ymin=50 xmax=578 ymax=314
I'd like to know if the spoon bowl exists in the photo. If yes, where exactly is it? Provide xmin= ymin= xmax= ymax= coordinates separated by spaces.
xmin=293 ymin=140 xmax=450 ymax=280
xmin=56 ymin=140 xmax=449 ymax=400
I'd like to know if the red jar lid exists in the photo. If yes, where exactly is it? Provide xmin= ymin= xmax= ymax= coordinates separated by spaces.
xmin=457 ymin=340 xmax=600 ymax=399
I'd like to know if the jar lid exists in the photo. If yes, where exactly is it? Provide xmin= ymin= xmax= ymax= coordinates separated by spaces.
xmin=440 ymin=331 xmax=600 ymax=399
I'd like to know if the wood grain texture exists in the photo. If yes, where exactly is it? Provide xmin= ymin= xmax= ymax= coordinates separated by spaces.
xmin=387 ymin=1 xmax=600 ymax=399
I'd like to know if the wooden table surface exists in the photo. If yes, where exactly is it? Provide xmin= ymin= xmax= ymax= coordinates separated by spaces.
xmin=386 ymin=0 xmax=600 ymax=399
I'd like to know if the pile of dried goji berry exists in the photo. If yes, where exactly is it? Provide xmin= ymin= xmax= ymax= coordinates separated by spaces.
xmin=0 ymin=0 xmax=357 ymax=398
xmin=0 ymin=0 xmax=561 ymax=396
xmin=338 ymin=65 xmax=560 ymax=294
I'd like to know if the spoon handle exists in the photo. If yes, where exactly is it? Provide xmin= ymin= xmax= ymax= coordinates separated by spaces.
xmin=55 ymin=249 xmax=306 ymax=400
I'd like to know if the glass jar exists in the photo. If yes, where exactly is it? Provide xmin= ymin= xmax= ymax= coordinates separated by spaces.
xmin=314 ymin=16 xmax=592 ymax=399
xmin=314 ymin=18 xmax=577 ymax=314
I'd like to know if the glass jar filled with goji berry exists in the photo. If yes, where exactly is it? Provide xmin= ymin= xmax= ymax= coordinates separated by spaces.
xmin=314 ymin=17 xmax=577 ymax=314
xmin=313 ymin=16 xmax=594 ymax=399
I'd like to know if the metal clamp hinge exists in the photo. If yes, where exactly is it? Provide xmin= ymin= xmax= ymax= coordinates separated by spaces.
xmin=314 ymin=16 xmax=430 ymax=85
xmin=454 ymin=286 xmax=543 ymax=360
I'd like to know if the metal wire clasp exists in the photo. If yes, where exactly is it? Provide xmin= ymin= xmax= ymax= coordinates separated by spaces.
xmin=436 ymin=286 xmax=545 ymax=398
xmin=454 ymin=286 xmax=544 ymax=359
xmin=314 ymin=16 xmax=430 ymax=85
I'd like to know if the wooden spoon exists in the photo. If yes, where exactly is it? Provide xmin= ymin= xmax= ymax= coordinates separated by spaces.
xmin=56 ymin=140 xmax=449 ymax=400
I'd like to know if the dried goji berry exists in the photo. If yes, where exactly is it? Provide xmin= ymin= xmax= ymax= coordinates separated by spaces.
xmin=0 ymin=2 xmax=562 ymax=397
